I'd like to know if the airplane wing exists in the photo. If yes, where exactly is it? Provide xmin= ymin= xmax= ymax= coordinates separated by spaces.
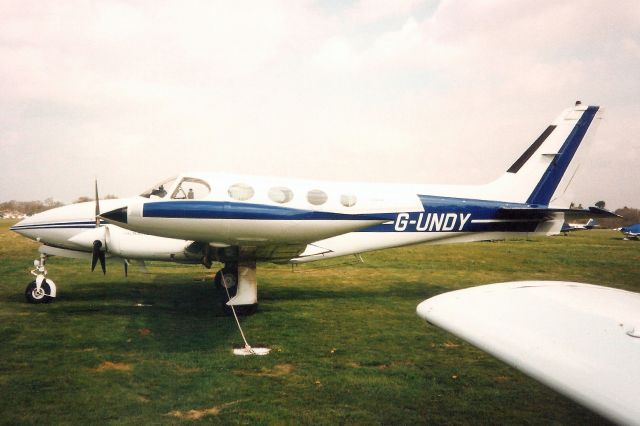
xmin=39 ymin=245 xmax=93 ymax=260
xmin=417 ymin=281 xmax=640 ymax=425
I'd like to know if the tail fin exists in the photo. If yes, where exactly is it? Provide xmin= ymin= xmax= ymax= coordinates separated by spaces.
xmin=487 ymin=102 xmax=602 ymax=205
xmin=585 ymin=218 xmax=597 ymax=228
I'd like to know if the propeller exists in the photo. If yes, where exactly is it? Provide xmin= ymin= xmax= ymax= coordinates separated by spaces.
xmin=94 ymin=179 xmax=101 ymax=227
xmin=91 ymin=240 xmax=106 ymax=274
xmin=91 ymin=179 xmax=107 ymax=275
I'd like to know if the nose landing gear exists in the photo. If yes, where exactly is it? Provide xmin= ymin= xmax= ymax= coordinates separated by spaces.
xmin=25 ymin=254 xmax=57 ymax=304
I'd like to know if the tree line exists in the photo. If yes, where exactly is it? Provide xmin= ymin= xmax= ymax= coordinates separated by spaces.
xmin=598 ymin=207 xmax=640 ymax=228
xmin=0 ymin=195 xmax=117 ymax=217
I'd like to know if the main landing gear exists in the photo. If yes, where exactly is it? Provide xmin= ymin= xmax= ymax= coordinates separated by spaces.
xmin=214 ymin=259 xmax=258 ymax=316
xmin=25 ymin=253 xmax=57 ymax=304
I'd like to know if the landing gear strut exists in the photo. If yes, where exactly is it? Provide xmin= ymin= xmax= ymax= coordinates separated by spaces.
xmin=215 ymin=259 xmax=258 ymax=316
xmin=25 ymin=253 xmax=57 ymax=304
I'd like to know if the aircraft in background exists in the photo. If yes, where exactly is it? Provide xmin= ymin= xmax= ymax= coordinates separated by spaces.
xmin=560 ymin=218 xmax=598 ymax=234
xmin=620 ymin=223 xmax=640 ymax=240
xmin=417 ymin=281 xmax=640 ymax=425
xmin=80 ymin=102 xmax=614 ymax=313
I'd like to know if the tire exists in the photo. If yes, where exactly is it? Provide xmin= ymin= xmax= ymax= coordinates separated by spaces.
xmin=214 ymin=266 xmax=238 ymax=298
xmin=25 ymin=280 xmax=53 ymax=304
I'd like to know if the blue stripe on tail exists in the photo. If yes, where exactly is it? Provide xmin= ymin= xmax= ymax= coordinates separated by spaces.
xmin=526 ymin=106 xmax=599 ymax=205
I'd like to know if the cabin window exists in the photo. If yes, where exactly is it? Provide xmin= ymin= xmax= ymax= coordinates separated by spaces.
xmin=340 ymin=194 xmax=357 ymax=207
xmin=171 ymin=177 xmax=211 ymax=200
xmin=228 ymin=183 xmax=255 ymax=201
xmin=307 ymin=189 xmax=328 ymax=206
xmin=268 ymin=187 xmax=294 ymax=204
xmin=140 ymin=176 xmax=177 ymax=199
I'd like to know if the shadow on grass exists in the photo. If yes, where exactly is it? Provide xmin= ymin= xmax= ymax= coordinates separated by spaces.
xmin=260 ymin=281 xmax=447 ymax=304
xmin=9 ymin=275 xmax=244 ymax=353
xmin=2 ymin=268 xmax=451 ymax=355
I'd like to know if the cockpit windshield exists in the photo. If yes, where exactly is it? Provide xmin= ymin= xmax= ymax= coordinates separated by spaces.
xmin=139 ymin=176 xmax=177 ymax=199
xmin=170 ymin=177 xmax=211 ymax=200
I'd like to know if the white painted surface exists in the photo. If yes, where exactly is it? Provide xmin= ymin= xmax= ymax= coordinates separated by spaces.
xmin=417 ymin=281 xmax=640 ymax=425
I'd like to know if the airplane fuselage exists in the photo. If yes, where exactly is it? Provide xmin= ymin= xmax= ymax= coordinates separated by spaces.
xmin=9 ymin=103 xmax=606 ymax=307
xmin=95 ymin=173 xmax=564 ymax=264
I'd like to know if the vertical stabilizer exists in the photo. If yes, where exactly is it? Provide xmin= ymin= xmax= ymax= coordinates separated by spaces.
xmin=487 ymin=103 xmax=602 ymax=205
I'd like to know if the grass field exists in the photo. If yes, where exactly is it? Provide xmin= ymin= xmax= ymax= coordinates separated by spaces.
xmin=1 ymin=218 xmax=637 ymax=424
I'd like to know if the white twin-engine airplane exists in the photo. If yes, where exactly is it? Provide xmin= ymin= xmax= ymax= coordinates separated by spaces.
xmin=11 ymin=102 xmax=615 ymax=313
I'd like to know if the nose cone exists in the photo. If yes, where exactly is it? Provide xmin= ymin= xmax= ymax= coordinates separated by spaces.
xmin=100 ymin=206 xmax=128 ymax=224
xmin=10 ymin=217 xmax=30 ymax=236
xmin=9 ymin=212 xmax=53 ymax=241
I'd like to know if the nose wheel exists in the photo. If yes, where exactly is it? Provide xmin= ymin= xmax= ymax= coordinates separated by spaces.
xmin=25 ymin=254 xmax=57 ymax=304
xmin=25 ymin=280 xmax=53 ymax=304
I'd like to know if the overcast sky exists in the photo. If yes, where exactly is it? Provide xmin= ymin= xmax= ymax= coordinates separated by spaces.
xmin=1 ymin=0 xmax=639 ymax=209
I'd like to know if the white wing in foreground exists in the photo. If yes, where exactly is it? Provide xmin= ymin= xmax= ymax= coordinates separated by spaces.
xmin=417 ymin=281 xmax=640 ymax=425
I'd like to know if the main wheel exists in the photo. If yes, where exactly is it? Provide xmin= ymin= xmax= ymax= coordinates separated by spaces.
xmin=214 ymin=266 xmax=238 ymax=298
xmin=25 ymin=280 xmax=53 ymax=304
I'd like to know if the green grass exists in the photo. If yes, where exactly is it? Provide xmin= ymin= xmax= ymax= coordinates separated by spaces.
xmin=0 ymin=218 xmax=638 ymax=424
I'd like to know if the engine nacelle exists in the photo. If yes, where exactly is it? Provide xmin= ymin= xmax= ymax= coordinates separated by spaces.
xmin=66 ymin=225 xmax=200 ymax=261
xmin=106 ymin=226 xmax=198 ymax=261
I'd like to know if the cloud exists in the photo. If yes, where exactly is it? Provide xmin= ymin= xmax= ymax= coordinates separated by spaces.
xmin=0 ymin=0 xmax=638 ymax=208
xmin=345 ymin=0 xmax=425 ymax=24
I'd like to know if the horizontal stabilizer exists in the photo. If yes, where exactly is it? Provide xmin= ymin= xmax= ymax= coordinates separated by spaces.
xmin=585 ymin=206 xmax=621 ymax=217
xmin=498 ymin=206 xmax=620 ymax=220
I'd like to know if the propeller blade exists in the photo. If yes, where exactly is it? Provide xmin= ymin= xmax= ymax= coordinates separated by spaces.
xmin=91 ymin=240 xmax=102 ymax=272
xmin=103 ymin=225 xmax=109 ymax=253
xmin=98 ymin=250 xmax=106 ymax=275
xmin=123 ymin=260 xmax=128 ymax=277
xmin=95 ymin=179 xmax=101 ymax=227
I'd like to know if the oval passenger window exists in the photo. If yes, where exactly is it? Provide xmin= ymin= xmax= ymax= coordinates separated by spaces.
xmin=307 ymin=189 xmax=328 ymax=206
xmin=268 ymin=187 xmax=294 ymax=204
xmin=340 ymin=194 xmax=357 ymax=207
xmin=228 ymin=183 xmax=255 ymax=201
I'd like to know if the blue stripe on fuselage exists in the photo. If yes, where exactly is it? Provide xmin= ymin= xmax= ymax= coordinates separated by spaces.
xmin=142 ymin=201 xmax=393 ymax=221
xmin=10 ymin=220 xmax=103 ymax=231
xmin=12 ymin=225 xmax=97 ymax=230
xmin=527 ymin=106 xmax=599 ymax=205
